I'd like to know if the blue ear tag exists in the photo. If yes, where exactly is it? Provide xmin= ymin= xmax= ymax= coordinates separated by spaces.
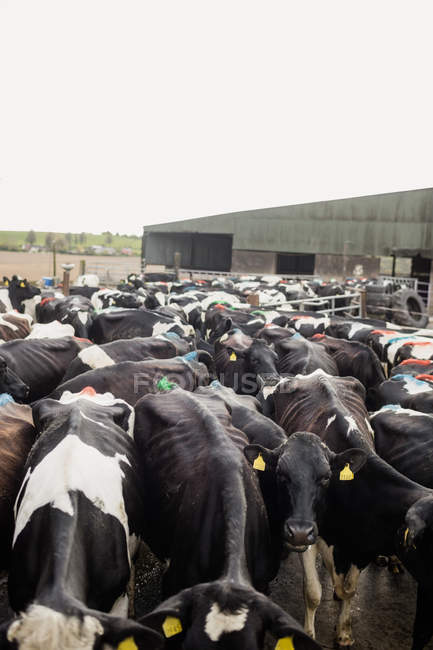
xmin=183 ymin=351 xmax=197 ymax=361
xmin=0 ymin=394 xmax=14 ymax=407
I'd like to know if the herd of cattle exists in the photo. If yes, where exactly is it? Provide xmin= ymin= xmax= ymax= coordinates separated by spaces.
xmin=1 ymin=272 xmax=433 ymax=649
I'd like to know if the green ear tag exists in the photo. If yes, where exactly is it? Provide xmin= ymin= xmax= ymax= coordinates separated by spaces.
xmin=157 ymin=376 xmax=176 ymax=391
xmin=253 ymin=453 xmax=266 ymax=471
xmin=162 ymin=616 xmax=183 ymax=638
xmin=275 ymin=636 xmax=295 ymax=650
xmin=339 ymin=463 xmax=354 ymax=481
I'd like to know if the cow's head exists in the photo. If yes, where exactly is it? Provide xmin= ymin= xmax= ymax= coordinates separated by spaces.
xmin=0 ymin=604 xmax=163 ymax=650
xmin=6 ymin=277 xmax=41 ymax=312
xmin=0 ymin=359 xmax=29 ymax=403
xmin=215 ymin=332 xmax=279 ymax=395
xmin=245 ymin=432 xmax=367 ymax=551
xmin=141 ymin=581 xmax=320 ymax=650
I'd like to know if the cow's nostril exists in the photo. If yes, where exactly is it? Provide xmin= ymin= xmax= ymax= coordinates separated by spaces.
xmin=306 ymin=527 xmax=316 ymax=542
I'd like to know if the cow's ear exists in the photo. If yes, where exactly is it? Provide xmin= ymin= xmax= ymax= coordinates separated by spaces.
xmin=244 ymin=444 xmax=278 ymax=472
xmin=404 ymin=496 xmax=433 ymax=547
xmin=221 ymin=317 xmax=233 ymax=335
xmin=32 ymin=398 xmax=59 ymax=432
xmin=139 ymin=588 xmax=192 ymax=643
xmin=2 ymin=277 xmax=9 ymax=287
xmin=111 ymin=402 xmax=135 ymax=436
xmin=330 ymin=448 xmax=368 ymax=479
xmin=260 ymin=597 xmax=322 ymax=649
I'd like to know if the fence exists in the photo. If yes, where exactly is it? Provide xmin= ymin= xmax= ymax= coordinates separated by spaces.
xmin=276 ymin=291 xmax=362 ymax=317
xmin=85 ymin=260 xmax=141 ymax=286
xmin=379 ymin=274 xmax=431 ymax=311
xmin=178 ymin=268 xmax=320 ymax=282
xmin=379 ymin=275 xmax=418 ymax=290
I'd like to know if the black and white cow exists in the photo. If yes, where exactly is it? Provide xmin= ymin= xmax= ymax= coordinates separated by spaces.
xmin=91 ymin=288 xmax=147 ymax=311
xmin=1 ymin=389 xmax=163 ymax=650
xmin=0 ymin=277 xmax=40 ymax=313
xmin=264 ymin=370 xmax=374 ymax=646
xmin=89 ymin=310 xmax=195 ymax=344
xmin=369 ymin=374 xmax=433 ymax=414
xmin=202 ymin=305 xmax=255 ymax=342
xmin=393 ymin=340 xmax=433 ymax=366
xmin=36 ymin=295 xmax=95 ymax=338
xmin=195 ymin=381 xmax=287 ymax=449
xmin=214 ymin=329 xmax=279 ymax=395
xmin=312 ymin=333 xmax=386 ymax=391
xmin=0 ymin=337 xmax=92 ymax=401
xmin=61 ymin=335 xmax=191 ymax=382
xmin=371 ymin=405 xmax=433 ymax=488
xmin=324 ymin=319 xmax=375 ymax=343
xmin=134 ymin=387 xmax=320 ymax=650
xmin=0 ymin=401 xmax=35 ymax=566
xmin=285 ymin=314 xmax=330 ymax=339
xmin=0 ymin=313 xmax=32 ymax=342
xmin=255 ymin=324 xmax=297 ymax=346
xmin=49 ymin=354 xmax=210 ymax=405
xmin=274 ymin=336 xmax=338 ymax=377
xmin=390 ymin=358 xmax=433 ymax=378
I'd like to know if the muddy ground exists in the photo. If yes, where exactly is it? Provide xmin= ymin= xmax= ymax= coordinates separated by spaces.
xmin=1 ymin=546 xmax=431 ymax=650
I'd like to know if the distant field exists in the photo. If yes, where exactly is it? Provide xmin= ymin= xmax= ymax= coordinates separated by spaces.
xmin=0 ymin=251 xmax=140 ymax=284
xmin=0 ymin=230 xmax=141 ymax=254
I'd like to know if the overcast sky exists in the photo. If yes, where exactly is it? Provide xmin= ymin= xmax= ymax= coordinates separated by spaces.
xmin=0 ymin=1 xmax=432 ymax=236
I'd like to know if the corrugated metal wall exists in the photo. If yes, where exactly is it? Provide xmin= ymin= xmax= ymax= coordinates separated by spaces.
xmin=143 ymin=187 xmax=433 ymax=258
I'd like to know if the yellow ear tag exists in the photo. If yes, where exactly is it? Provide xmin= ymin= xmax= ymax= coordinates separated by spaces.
xmin=229 ymin=351 xmax=237 ymax=361
xmin=20 ymin=281 xmax=26 ymax=288
xmin=162 ymin=616 xmax=183 ymax=638
xmin=118 ymin=638 xmax=138 ymax=650
xmin=275 ymin=636 xmax=295 ymax=650
xmin=4 ymin=280 xmax=8 ymax=286
xmin=340 ymin=463 xmax=354 ymax=481
xmin=253 ymin=453 xmax=266 ymax=471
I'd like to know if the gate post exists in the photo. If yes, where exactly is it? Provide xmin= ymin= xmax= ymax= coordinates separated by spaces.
xmin=360 ymin=289 xmax=367 ymax=318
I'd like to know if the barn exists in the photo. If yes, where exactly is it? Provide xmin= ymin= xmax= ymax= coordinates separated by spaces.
xmin=142 ymin=187 xmax=433 ymax=287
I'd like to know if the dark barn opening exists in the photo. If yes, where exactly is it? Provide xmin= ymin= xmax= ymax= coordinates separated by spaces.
xmin=144 ymin=232 xmax=233 ymax=272
xmin=276 ymin=253 xmax=316 ymax=275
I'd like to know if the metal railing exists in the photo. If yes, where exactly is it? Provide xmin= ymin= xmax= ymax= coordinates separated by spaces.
xmin=378 ymin=275 xmax=431 ymax=310
xmin=178 ymin=268 xmax=319 ymax=282
xmin=249 ymin=291 xmax=362 ymax=317
xmin=379 ymin=275 xmax=418 ymax=290
xmin=85 ymin=261 xmax=141 ymax=286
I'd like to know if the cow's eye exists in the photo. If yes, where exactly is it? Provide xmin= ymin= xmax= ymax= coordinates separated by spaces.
xmin=320 ymin=476 xmax=330 ymax=487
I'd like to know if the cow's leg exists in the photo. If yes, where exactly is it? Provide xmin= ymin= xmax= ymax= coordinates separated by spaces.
xmin=412 ymin=583 xmax=433 ymax=650
xmin=301 ymin=543 xmax=322 ymax=639
xmin=317 ymin=538 xmax=360 ymax=647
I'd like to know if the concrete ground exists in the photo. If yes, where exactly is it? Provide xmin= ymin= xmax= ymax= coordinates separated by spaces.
xmin=131 ymin=546 xmax=433 ymax=649
xmin=0 ymin=545 xmax=430 ymax=649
